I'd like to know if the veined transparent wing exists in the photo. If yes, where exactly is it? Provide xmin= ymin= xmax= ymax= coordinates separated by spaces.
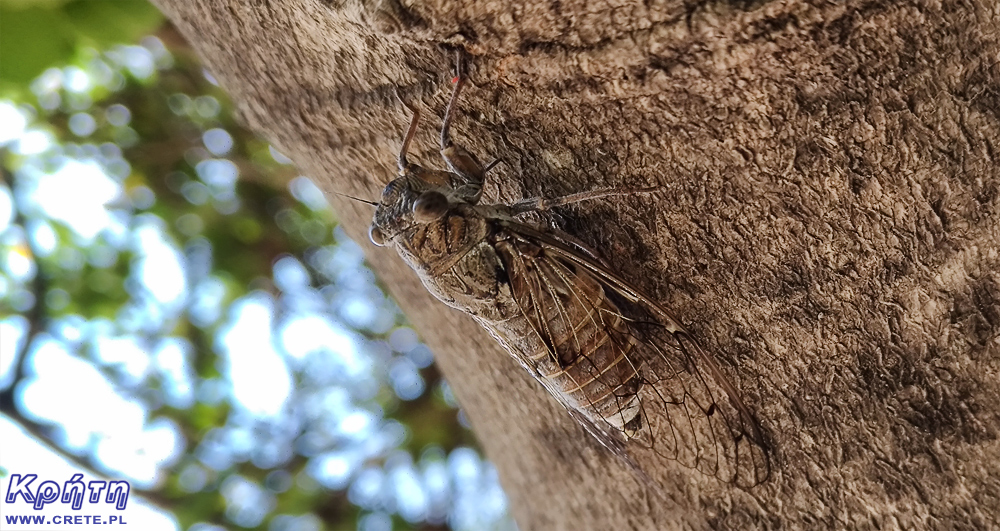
xmin=492 ymin=218 xmax=771 ymax=488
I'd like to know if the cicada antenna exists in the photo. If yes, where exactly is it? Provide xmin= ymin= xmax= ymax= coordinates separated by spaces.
xmin=330 ymin=190 xmax=378 ymax=207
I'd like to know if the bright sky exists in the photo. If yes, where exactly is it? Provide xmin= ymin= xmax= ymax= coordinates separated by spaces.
xmin=0 ymin=126 xmax=185 ymax=526
xmin=0 ymin=416 xmax=179 ymax=530
xmin=0 ymin=95 xmax=298 ymax=529
xmin=0 ymin=48 xmax=511 ymax=530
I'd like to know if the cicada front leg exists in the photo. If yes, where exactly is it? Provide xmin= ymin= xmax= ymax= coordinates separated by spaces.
xmin=395 ymin=92 xmax=422 ymax=176
xmin=438 ymin=59 xmax=488 ymax=205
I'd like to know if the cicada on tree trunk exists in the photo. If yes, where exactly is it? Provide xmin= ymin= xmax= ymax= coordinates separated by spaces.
xmin=367 ymin=60 xmax=770 ymax=488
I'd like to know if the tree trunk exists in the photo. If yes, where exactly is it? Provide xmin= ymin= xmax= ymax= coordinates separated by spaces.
xmin=153 ymin=0 xmax=1000 ymax=528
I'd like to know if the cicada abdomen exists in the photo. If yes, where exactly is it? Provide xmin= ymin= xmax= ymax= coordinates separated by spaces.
xmin=368 ymin=60 xmax=770 ymax=488
xmin=485 ymin=225 xmax=769 ymax=487
xmin=490 ymin=234 xmax=644 ymax=434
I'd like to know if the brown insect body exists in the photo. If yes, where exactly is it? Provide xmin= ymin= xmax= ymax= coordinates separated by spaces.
xmin=369 ymin=68 xmax=769 ymax=487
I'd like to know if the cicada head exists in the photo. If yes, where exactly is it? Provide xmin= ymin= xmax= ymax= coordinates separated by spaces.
xmin=368 ymin=166 xmax=466 ymax=247
xmin=371 ymin=70 xmax=485 ymax=248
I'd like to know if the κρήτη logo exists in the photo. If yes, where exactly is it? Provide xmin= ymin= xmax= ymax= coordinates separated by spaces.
xmin=4 ymin=473 xmax=130 ymax=510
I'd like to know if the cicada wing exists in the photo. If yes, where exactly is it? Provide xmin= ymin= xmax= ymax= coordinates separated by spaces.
xmin=480 ymin=319 xmax=665 ymax=493
xmin=626 ymin=328 xmax=771 ymax=488
xmin=495 ymin=230 xmax=647 ymax=434
xmin=497 ymin=219 xmax=771 ymax=488
xmin=475 ymin=307 xmax=630 ymax=460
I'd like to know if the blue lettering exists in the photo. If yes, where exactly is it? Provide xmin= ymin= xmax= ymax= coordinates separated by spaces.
xmin=118 ymin=515 xmax=128 ymax=524
xmin=110 ymin=515 xmax=118 ymax=523
xmin=61 ymin=473 xmax=86 ymax=510
xmin=87 ymin=480 xmax=107 ymax=503
xmin=8 ymin=515 xmax=46 ymax=524
xmin=32 ymin=480 xmax=59 ymax=510
xmin=105 ymin=480 xmax=130 ymax=510
xmin=4 ymin=474 xmax=37 ymax=503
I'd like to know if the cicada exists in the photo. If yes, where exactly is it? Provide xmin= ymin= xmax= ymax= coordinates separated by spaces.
xmin=367 ymin=62 xmax=770 ymax=487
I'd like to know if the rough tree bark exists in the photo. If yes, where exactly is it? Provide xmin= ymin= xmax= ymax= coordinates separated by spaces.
xmin=153 ymin=0 xmax=1000 ymax=529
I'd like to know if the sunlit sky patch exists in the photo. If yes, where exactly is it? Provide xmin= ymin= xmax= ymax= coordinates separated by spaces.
xmin=30 ymin=159 xmax=121 ymax=241
xmin=2 ymin=235 xmax=36 ymax=282
xmin=217 ymin=293 xmax=292 ymax=417
xmin=194 ymin=158 xmax=238 ymax=192
xmin=220 ymin=474 xmax=273 ymax=528
xmin=27 ymin=218 xmax=58 ymax=256
xmin=94 ymin=334 xmax=152 ymax=384
xmin=201 ymin=128 xmax=232 ymax=156
xmin=107 ymin=45 xmax=157 ymax=80
xmin=0 ymin=186 xmax=13 ymax=233
xmin=63 ymin=66 xmax=92 ymax=93
xmin=0 ymin=102 xmax=28 ymax=144
xmin=13 ymin=129 xmax=54 ymax=155
xmin=20 ymin=338 xmax=179 ymax=487
xmin=131 ymin=218 xmax=187 ymax=309
xmin=268 ymin=145 xmax=293 ymax=165
xmin=153 ymin=338 xmax=196 ymax=409
xmin=0 ymin=416 xmax=178 ymax=530
xmin=279 ymin=313 xmax=366 ymax=374
xmin=0 ymin=316 xmax=27 ymax=389
xmin=289 ymin=176 xmax=330 ymax=212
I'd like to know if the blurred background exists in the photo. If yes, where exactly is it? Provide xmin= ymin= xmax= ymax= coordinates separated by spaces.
xmin=0 ymin=1 xmax=513 ymax=529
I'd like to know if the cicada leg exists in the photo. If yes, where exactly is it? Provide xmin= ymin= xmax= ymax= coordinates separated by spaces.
xmin=439 ymin=55 xmax=486 ymax=204
xmin=484 ymin=158 xmax=503 ymax=174
xmin=395 ymin=90 xmax=421 ymax=175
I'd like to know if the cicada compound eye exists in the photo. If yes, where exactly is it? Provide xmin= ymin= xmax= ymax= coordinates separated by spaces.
xmin=412 ymin=190 xmax=449 ymax=223
xmin=379 ymin=182 xmax=399 ymax=205
xmin=368 ymin=225 xmax=386 ymax=246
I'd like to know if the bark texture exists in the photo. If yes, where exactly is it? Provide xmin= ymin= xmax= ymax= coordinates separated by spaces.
xmin=153 ymin=0 xmax=1000 ymax=528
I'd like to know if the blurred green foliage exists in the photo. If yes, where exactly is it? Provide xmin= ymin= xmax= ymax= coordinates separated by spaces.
xmin=0 ymin=11 xmax=512 ymax=531
xmin=1 ymin=0 xmax=164 ymax=97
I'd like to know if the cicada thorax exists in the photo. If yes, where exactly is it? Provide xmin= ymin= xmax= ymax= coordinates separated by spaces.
xmin=490 ymin=231 xmax=646 ymax=437
xmin=390 ymin=204 xmax=521 ymax=322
